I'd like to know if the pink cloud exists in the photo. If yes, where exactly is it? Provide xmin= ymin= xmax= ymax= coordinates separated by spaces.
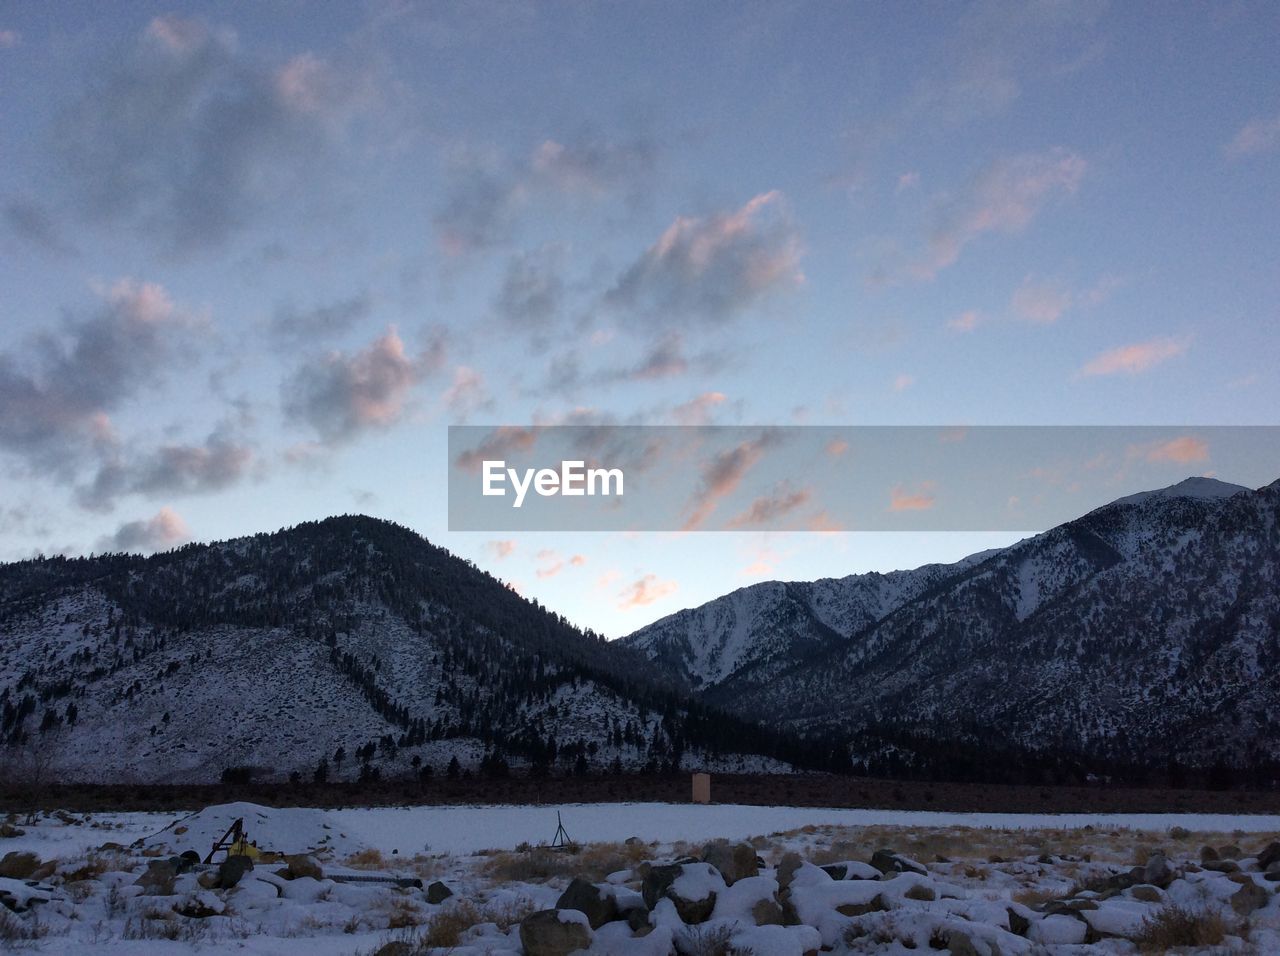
xmin=727 ymin=484 xmax=812 ymax=529
xmin=1011 ymin=276 xmax=1071 ymax=324
xmin=1078 ymin=336 xmax=1189 ymax=377
xmin=914 ymin=148 xmax=1086 ymax=279
xmin=672 ymin=391 xmax=727 ymax=425
xmin=890 ymin=482 xmax=937 ymax=512
xmin=892 ymin=373 xmax=915 ymax=392
xmin=1225 ymin=114 xmax=1280 ymax=158
xmin=948 ymin=310 xmax=982 ymax=332
xmin=617 ymin=574 xmax=678 ymax=609
xmin=454 ymin=425 xmax=539 ymax=472
xmin=569 ymin=554 xmax=587 ymax=567
xmin=486 ymin=540 xmax=516 ymax=560
xmin=0 ymin=29 xmax=21 ymax=48
xmin=825 ymin=438 xmax=849 ymax=457
xmin=1144 ymin=436 xmax=1209 ymax=465
xmin=682 ymin=433 xmax=776 ymax=530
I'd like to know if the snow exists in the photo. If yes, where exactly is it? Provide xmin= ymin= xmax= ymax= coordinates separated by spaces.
xmin=130 ymin=802 xmax=1280 ymax=860
xmin=1108 ymin=475 xmax=1249 ymax=508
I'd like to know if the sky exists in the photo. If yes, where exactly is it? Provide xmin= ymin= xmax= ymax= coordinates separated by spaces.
xmin=1 ymin=1 xmax=1277 ymax=637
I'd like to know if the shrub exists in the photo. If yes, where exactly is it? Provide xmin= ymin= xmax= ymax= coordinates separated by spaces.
xmin=1135 ymin=905 xmax=1229 ymax=952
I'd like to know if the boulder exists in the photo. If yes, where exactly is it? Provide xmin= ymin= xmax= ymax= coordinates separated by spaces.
xmin=1217 ymin=844 xmax=1243 ymax=861
xmin=1006 ymin=907 xmax=1030 ymax=936
xmin=1203 ymin=860 xmax=1240 ymax=873
xmin=0 ymin=823 xmax=24 ymax=838
xmin=1141 ymin=852 xmax=1173 ymax=888
xmin=1199 ymin=845 xmax=1219 ymax=863
xmin=426 ymin=880 xmax=454 ymax=904
xmin=870 ymin=848 xmax=927 ymax=876
xmin=1257 ymin=841 xmax=1280 ymax=872
xmin=776 ymin=852 xmax=804 ymax=891
xmin=0 ymin=851 xmax=40 ymax=879
xmin=1230 ymin=880 xmax=1269 ymax=916
xmin=373 ymin=943 xmax=415 ymax=956
xmin=626 ymin=907 xmax=652 ymax=934
xmin=751 ymin=897 xmax=784 ymax=925
xmin=519 ymin=909 xmax=593 ymax=956
xmin=836 ymin=893 xmax=887 ymax=917
xmin=905 ymin=883 xmax=937 ymax=901
xmin=555 ymin=878 xmax=618 ymax=929
xmin=701 ymin=840 xmax=759 ymax=885
xmin=641 ymin=863 xmax=683 ymax=911
xmin=134 ymin=859 xmax=178 ymax=895
xmin=284 ymin=854 xmax=323 ymax=881
xmin=947 ymin=929 xmax=1001 ymax=955
xmin=1129 ymin=884 xmax=1163 ymax=903
xmin=217 ymin=854 xmax=254 ymax=889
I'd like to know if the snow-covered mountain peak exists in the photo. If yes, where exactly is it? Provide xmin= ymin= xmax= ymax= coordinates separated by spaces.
xmin=1105 ymin=475 xmax=1249 ymax=508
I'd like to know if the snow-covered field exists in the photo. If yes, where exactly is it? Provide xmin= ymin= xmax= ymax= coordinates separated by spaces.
xmin=3 ymin=802 xmax=1278 ymax=953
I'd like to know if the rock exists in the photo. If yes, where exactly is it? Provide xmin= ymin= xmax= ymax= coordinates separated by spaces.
xmin=0 ymin=851 xmax=40 ymax=879
xmin=1218 ymin=844 xmax=1243 ymax=861
xmin=555 ymin=878 xmax=618 ymax=929
xmin=0 ymin=823 xmax=25 ymax=838
xmin=836 ymin=894 xmax=886 ymax=917
xmin=1230 ymin=880 xmax=1269 ymax=916
xmin=1006 ymin=907 xmax=1031 ymax=936
xmin=373 ymin=943 xmax=415 ymax=956
xmin=752 ymin=897 xmax=784 ymax=925
xmin=1169 ymin=826 xmax=1190 ymax=840
xmin=217 ymin=854 xmax=253 ymax=889
xmin=284 ymin=854 xmax=323 ymax=881
xmin=905 ymin=883 xmax=937 ymax=901
xmin=197 ymin=871 xmax=218 ymax=889
xmin=1142 ymin=852 xmax=1173 ymax=888
xmin=870 ymin=848 xmax=927 ymax=876
xmin=135 ymin=859 xmax=178 ymax=895
xmin=701 ymin=840 xmax=758 ymax=885
xmin=626 ymin=908 xmax=652 ymax=934
xmin=624 ymin=836 xmax=643 ymax=846
xmin=1200 ymin=845 xmax=1219 ymax=863
xmin=519 ymin=909 xmax=593 ymax=956
xmin=1129 ymin=884 xmax=1163 ymax=903
xmin=1203 ymin=860 xmax=1240 ymax=873
xmin=641 ymin=863 xmax=683 ymax=911
xmin=30 ymin=860 xmax=57 ymax=881
xmin=776 ymin=852 xmax=804 ymax=890
xmin=947 ymin=929 xmax=1001 ymax=955
xmin=426 ymin=880 xmax=454 ymax=904
xmin=1257 ymin=841 xmax=1280 ymax=871
xmin=174 ymin=895 xmax=222 ymax=918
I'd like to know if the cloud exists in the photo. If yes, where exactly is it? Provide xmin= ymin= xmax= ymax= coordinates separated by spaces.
xmin=271 ymin=293 xmax=373 ymax=344
xmin=0 ymin=29 xmax=19 ymax=48
xmin=1078 ymin=336 xmax=1189 ymax=377
xmin=454 ymin=425 xmax=540 ymax=472
xmin=3 ymin=198 xmax=76 ymax=256
xmin=1143 ymin=436 xmax=1209 ymax=465
xmin=683 ymin=431 xmax=779 ymax=530
xmin=1011 ymin=276 xmax=1072 ymax=323
xmin=1225 ymin=113 xmax=1280 ymax=158
xmin=0 ymin=279 xmax=190 ymax=474
xmin=825 ymin=438 xmax=849 ymax=457
xmin=443 ymin=365 xmax=490 ymax=420
xmin=96 ymin=506 xmax=191 ymax=553
xmin=892 ymin=373 xmax=915 ymax=392
xmin=486 ymin=539 xmax=516 ymax=560
xmin=56 ymin=15 xmax=368 ymax=250
xmin=283 ymin=327 xmax=443 ymax=443
xmin=913 ymin=148 xmax=1085 ymax=279
xmin=494 ymin=245 xmax=565 ymax=331
xmin=672 ymin=392 xmax=727 ymax=425
xmin=77 ymin=423 xmax=254 ymax=512
xmin=889 ymin=482 xmax=937 ymax=512
xmin=727 ymin=484 xmax=812 ymax=528
xmin=606 ymin=191 xmax=803 ymax=325
xmin=948 ymin=310 xmax=982 ymax=333
xmin=617 ymin=573 xmax=678 ymax=609
xmin=437 ymin=134 xmax=656 ymax=255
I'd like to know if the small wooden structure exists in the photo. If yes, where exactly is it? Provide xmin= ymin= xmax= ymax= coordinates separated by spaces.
xmin=691 ymin=772 xmax=711 ymax=804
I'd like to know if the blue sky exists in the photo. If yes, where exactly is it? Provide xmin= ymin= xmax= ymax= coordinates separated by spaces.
xmin=1 ymin=2 xmax=1277 ymax=635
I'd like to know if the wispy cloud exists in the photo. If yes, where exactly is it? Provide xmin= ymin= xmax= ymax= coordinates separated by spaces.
xmin=911 ymin=148 xmax=1085 ymax=280
xmin=889 ymin=482 xmax=937 ymax=512
xmin=682 ymin=431 xmax=779 ymax=530
xmin=727 ymin=483 xmax=812 ymax=529
xmin=617 ymin=573 xmax=678 ymax=609
xmin=1225 ymin=113 xmax=1280 ymax=158
xmin=1143 ymin=436 xmax=1208 ymax=465
xmin=1011 ymin=276 xmax=1072 ymax=324
xmin=1078 ymin=336 xmax=1189 ymax=377
xmin=486 ymin=539 xmax=516 ymax=560
xmin=607 ymin=191 xmax=803 ymax=326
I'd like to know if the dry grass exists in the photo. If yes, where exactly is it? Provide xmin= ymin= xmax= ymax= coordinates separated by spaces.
xmin=385 ymin=896 xmax=426 ymax=929
xmin=344 ymin=847 xmax=388 ymax=869
xmin=64 ymin=848 xmax=132 ymax=882
xmin=1011 ymin=885 xmax=1060 ymax=906
xmin=412 ymin=896 xmax=535 ymax=949
xmin=480 ymin=840 xmax=650 ymax=883
xmin=1134 ymin=904 xmax=1231 ymax=952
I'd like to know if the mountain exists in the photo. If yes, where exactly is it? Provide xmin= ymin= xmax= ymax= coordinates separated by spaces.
xmin=0 ymin=516 xmax=804 ymax=783
xmin=623 ymin=478 xmax=1280 ymax=775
